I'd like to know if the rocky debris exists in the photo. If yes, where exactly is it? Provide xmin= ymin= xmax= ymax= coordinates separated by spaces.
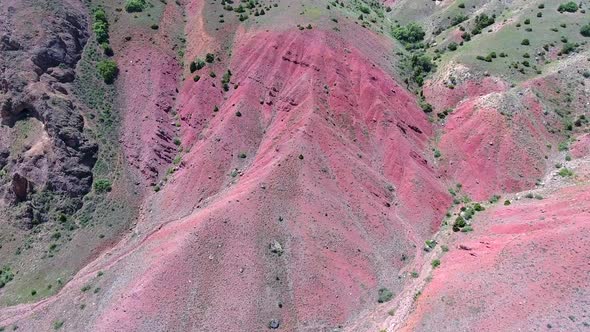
xmin=268 ymin=319 xmax=280 ymax=329
xmin=0 ymin=0 xmax=95 ymax=226
xmin=269 ymin=240 xmax=284 ymax=256
xmin=0 ymin=34 xmax=21 ymax=51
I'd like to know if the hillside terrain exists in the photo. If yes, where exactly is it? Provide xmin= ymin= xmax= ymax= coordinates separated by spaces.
xmin=0 ymin=0 xmax=588 ymax=331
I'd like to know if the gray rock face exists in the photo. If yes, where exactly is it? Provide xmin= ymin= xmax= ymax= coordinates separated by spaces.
xmin=0 ymin=0 xmax=96 ymax=227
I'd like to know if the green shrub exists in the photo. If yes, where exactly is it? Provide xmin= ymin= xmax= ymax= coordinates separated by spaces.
xmin=472 ymin=14 xmax=495 ymax=35
xmin=453 ymin=216 xmax=466 ymax=232
xmin=53 ymin=321 xmax=64 ymax=330
xmin=557 ymin=2 xmax=578 ymax=13
xmin=461 ymin=225 xmax=473 ymax=232
xmin=377 ymin=287 xmax=393 ymax=303
xmin=221 ymin=69 xmax=232 ymax=84
xmin=101 ymin=43 xmax=113 ymax=56
xmin=93 ymin=22 xmax=109 ymax=44
xmin=558 ymin=168 xmax=574 ymax=177
xmin=125 ymin=0 xmax=146 ymax=12
xmin=93 ymin=179 xmax=112 ymax=193
xmin=448 ymin=42 xmax=458 ymax=51
xmin=205 ymin=53 xmax=215 ymax=63
xmin=425 ymin=239 xmax=437 ymax=249
xmin=92 ymin=8 xmax=109 ymax=44
xmin=451 ymin=14 xmax=468 ymax=26
xmin=404 ymin=53 xmax=434 ymax=86
xmin=392 ymin=23 xmax=425 ymax=44
xmin=0 ymin=266 xmax=14 ymax=288
xmin=93 ymin=8 xmax=107 ymax=23
xmin=420 ymin=100 xmax=433 ymax=113
xmin=581 ymin=24 xmax=590 ymax=37
xmin=561 ymin=42 xmax=576 ymax=54
xmin=431 ymin=259 xmax=441 ymax=268
xmin=521 ymin=39 xmax=530 ymax=45
xmin=97 ymin=60 xmax=118 ymax=84
xmin=193 ymin=75 xmax=200 ymax=82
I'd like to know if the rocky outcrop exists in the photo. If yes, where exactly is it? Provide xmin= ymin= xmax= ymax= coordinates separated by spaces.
xmin=0 ymin=0 xmax=96 ymax=227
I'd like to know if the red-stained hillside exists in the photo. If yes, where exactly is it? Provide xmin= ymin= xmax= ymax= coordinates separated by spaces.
xmin=436 ymin=89 xmax=561 ymax=201
xmin=402 ymin=183 xmax=590 ymax=331
xmin=0 ymin=25 xmax=451 ymax=331
xmin=91 ymin=28 xmax=451 ymax=331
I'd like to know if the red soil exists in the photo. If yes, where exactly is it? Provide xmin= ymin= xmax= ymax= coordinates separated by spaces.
xmin=437 ymin=90 xmax=559 ymax=201
xmin=423 ymin=74 xmax=509 ymax=112
xmin=572 ymin=134 xmax=590 ymax=159
xmin=118 ymin=46 xmax=180 ymax=184
xmin=91 ymin=27 xmax=452 ymax=330
xmin=0 ymin=1 xmax=582 ymax=330
xmin=0 ymin=23 xmax=452 ymax=330
xmin=402 ymin=184 xmax=590 ymax=331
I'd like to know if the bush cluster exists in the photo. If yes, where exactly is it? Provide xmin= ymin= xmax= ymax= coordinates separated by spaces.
xmin=125 ymin=0 xmax=146 ymax=13
xmin=392 ymin=23 xmax=425 ymax=45
xmin=97 ymin=60 xmax=118 ymax=84
xmin=557 ymin=1 xmax=578 ymax=13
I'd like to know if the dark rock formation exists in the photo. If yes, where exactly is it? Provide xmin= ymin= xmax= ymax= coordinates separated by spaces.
xmin=0 ymin=0 xmax=97 ymax=227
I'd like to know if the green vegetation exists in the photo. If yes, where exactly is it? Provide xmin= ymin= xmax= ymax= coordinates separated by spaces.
xmin=425 ymin=239 xmax=437 ymax=249
xmin=451 ymin=14 xmax=468 ymax=27
xmin=581 ymin=24 xmax=590 ymax=37
xmin=377 ymin=287 xmax=393 ymax=303
xmin=560 ymin=42 xmax=576 ymax=54
xmin=97 ymin=60 xmax=118 ymax=84
xmin=0 ymin=267 xmax=14 ymax=288
xmin=472 ymin=14 xmax=495 ymax=35
xmin=558 ymin=168 xmax=574 ymax=177
xmin=125 ymin=0 xmax=146 ymax=13
xmin=392 ymin=23 xmax=425 ymax=46
xmin=557 ymin=2 xmax=578 ymax=13
xmin=93 ymin=179 xmax=112 ymax=193
xmin=431 ymin=259 xmax=441 ymax=268
xmin=92 ymin=8 xmax=109 ymax=44
xmin=190 ymin=59 xmax=205 ymax=73
xmin=53 ymin=321 xmax=64 ymax=330
xmin=453 ymin=215 xmax=466 ymax=232
xmin=403 ymin=53 xmax=435 ymax=86
xmin=205 ymin=53 xmax=215 ymax=63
